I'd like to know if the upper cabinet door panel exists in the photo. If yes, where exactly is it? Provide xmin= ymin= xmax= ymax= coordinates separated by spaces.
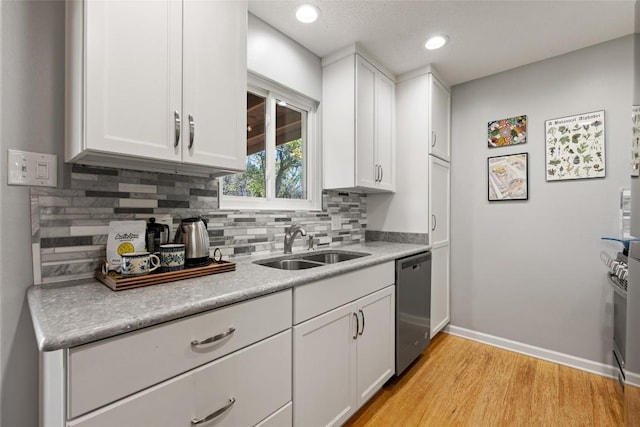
xmin=429 ymin=75 xmax=450 ymax=161
xmin=182 ymin=0 xmax=247 ymax=170
xmin=375 ymin=73 xmax=394 ymax=191
xmin=85 ymin=0 xmax=182 ymax=161
xmin=355 ymin=56 xmax=377 ymax=188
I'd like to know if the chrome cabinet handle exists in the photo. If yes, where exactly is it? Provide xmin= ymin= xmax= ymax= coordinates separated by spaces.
xmin=191 ymin=397 xmax=236 ymax=426
xmin=188 ymin=114 xmax=195 ymax=149
xmin=379 ymin=166 xmax=383 ymax=183
xmin=191 ymin=327 xmax=236 ymax=347
xmin=431 ymin=130 xmax=437 ymax=147
xmin=353 ymin=312 xmax=359 ymax=339
xmin=431 ymin=214 xmax=437 ymax=231
xmin=358 ymin=309 xmax=365 ymax=336
xmin=174 ymin=110 xmax=181 ymax=148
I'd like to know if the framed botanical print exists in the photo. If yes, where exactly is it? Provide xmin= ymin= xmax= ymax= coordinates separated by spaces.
xmin=545 ymin=110 xmax=605 ymax=181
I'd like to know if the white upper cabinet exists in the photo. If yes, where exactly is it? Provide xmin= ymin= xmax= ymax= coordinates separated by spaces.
xmin=66 ymin=0 xmax=247 ymax=177
xmin=429 ymin=74 xmax=451 ymax=161
xmin=323 ymin=50 xmax=395 ymax=193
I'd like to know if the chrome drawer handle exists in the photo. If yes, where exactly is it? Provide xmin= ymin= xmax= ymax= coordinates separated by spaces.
xmin=174 ymin=110 xmax=181 ymax=148
xmin=358 ymin=309 xmax=365 ymax=336
xmin=191 ymin=397 xmax=236 ymax=426
xmin=188 ymin=114 xmax=195 ymax=149
xmin=191 ymin=327 xmax=236 ymax=347
xmin=353 ymin=312 xmax=359 ymax=340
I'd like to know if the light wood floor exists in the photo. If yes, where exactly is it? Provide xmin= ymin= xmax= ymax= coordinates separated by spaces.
xmin=345 ymin=333 xmax=623 ymax=427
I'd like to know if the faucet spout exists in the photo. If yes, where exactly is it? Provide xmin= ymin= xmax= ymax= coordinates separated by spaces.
xmin=284 ymin=224 xmax=307 ymax=254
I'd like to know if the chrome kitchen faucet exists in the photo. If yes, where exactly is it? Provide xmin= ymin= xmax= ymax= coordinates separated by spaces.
xmin=284 ymin=223 xmax=307 ymax=254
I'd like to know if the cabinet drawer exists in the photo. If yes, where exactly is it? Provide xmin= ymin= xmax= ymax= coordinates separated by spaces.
xmin=68 ymin=330 xmax=292 ymax=427
xmin=293 ymin=262 xmax=394 ymax=324
xmin=68 ymin=290 xmax=292 ymax=418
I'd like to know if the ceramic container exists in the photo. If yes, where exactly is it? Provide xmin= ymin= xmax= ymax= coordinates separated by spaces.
xmin=159 ymin=244 xmax=186 ymax=272
xmin=121 ymin=252 xmax=160 ymax=277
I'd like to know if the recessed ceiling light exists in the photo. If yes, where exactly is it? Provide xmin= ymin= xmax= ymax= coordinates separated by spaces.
xmin=424 ymin=35 xmax=448 ymax=50
xmin=296 ymin=4 xmax=319 ymax=23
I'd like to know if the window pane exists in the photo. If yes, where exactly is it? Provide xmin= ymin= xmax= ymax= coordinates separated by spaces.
xmin=223 ymin=92 xmax=266 ymax=197
xmin=275 ymin=102 xmax=306 ymax=199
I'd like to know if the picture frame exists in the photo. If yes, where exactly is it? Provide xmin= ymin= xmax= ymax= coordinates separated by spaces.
xmin=632 ymin=106 xmax=640 ymax=177
xmin=488 ymin=152 xmax=528 ymax=201
xmin=544 ymin=110 xmax=605 ymax=181
xmin=487 ymin=115 xmax=527 ymax=148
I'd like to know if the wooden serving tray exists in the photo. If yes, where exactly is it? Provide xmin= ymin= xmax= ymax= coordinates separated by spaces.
xmin=95 ymin=259 xmax=236 ymax=291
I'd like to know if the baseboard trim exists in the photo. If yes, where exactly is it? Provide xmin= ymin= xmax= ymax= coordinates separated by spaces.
xmin=445 ymin=325 xmax=616 ymax=379
xmin=627 ymin=370 xmax=640 ymax=388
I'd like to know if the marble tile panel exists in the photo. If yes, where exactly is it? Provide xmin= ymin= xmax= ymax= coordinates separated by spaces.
xmin=119 ymin=183 xmax=157 ymax=193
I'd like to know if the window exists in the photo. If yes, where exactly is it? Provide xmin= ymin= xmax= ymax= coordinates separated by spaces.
xmin=221 ymin=75 xmax=320 ymax=210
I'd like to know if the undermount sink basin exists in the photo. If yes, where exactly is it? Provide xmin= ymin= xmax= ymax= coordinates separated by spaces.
xmin=254 ymin=250 xmax=371 ymax=270
xmin=298 ymin=252 xmax=367 ymax=264
xmin=257 ymin=259 xmax=325 ymax=270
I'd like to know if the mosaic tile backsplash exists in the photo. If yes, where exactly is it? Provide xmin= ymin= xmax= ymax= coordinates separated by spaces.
xmin=31 ymin=165 xmax=367 ymax=284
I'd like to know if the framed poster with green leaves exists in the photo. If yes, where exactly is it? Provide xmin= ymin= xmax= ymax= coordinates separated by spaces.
xmin=545 ymin=110 xmax=605 ymax=181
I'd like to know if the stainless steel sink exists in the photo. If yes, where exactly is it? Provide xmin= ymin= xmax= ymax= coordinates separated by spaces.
xmin=254 ymin=250 xmax=370 ymax=270
xmin=256 ymin=259 xmax=325 ymax=270
xmin=298 ymin=252 xmax=367 ymax=264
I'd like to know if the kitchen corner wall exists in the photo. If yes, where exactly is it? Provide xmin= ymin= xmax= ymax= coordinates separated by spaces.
xmin=450 ymin=35 xmax=633 ymax=365
xmin=31 ymin=165 xmax=366 ymax=284
xmin=1 ymin=2 xmax=66 ymax=426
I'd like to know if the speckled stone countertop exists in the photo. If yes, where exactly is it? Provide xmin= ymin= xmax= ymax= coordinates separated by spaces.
xmin=27 ymin=242 xmax=429 ymax=351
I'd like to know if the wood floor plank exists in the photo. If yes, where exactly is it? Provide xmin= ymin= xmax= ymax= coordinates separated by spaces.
xmin=345 ymin=333 xmax=623 ymax=427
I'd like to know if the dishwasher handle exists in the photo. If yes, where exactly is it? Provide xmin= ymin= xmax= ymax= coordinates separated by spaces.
xmin=399 ymin=252 xmax=431 ymax=270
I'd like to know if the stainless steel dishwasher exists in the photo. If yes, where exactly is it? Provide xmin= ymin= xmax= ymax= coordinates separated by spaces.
xmin=395 ymin=251 xmax=432 ymax=375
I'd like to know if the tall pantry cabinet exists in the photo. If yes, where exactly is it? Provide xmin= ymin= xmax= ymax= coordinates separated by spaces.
xmin=388 ymin=69 xmax=451 ymax=338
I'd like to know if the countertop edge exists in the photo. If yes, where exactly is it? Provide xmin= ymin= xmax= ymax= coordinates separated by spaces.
xmin=28 ymin=243 xmax=430 ymax=351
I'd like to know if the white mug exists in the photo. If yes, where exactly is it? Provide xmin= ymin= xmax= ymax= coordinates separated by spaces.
xmin=121 ymin=252 xmax=160 ymax=277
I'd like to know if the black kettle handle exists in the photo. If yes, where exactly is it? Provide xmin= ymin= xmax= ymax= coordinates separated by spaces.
xmin=201 ymin=217 xmax=208 ymax=229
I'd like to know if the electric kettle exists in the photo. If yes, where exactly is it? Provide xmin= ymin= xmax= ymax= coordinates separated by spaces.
xmin=175 ymin=217 xmax=210 ymax=267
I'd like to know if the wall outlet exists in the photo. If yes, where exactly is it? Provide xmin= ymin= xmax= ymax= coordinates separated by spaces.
xmin=331 ymin=214 xmax=341 ymax=230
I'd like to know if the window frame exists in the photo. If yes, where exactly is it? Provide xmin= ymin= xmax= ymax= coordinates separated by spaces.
xmin=220 ymin=74 xmax=321 ymax=211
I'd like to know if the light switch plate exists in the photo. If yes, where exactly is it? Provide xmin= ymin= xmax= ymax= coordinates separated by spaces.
xmin=7 ymin=149 xmax=58 ymax=187
xmin=331 ymin=214 xmax=341 ymax=230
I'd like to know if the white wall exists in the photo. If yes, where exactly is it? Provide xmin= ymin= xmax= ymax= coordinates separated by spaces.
xmin=450 ymin=36 xmax=633 ymax=365
xmin=0 ymin=1 xmax=66 ymax=426
xmin=248 ymin=13 xmax=322 ymax=101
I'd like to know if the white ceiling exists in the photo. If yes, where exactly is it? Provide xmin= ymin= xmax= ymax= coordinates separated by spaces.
xmin=248 ymin=0 xmax=637 ymax=86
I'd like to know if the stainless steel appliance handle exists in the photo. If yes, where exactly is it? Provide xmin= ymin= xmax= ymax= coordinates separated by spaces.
xmin=188 ymin=114 xmax=195 ymax=149
xmin=431 ymin=214 xmax=437 ymax=231
xmin=174 ymin=110 xmax=181 ymax=148
xmin=432 ymin=130 xmax=437 ymax=147
xmin=358 ymin=309 xmax=365 ymax=336
xmin=353 ymin=312 xmax=359 ymax=339
xmin=191 ymin=397 xmax=236 ymax=426
xmin=191 ymin=327 xmax=236 ymax=347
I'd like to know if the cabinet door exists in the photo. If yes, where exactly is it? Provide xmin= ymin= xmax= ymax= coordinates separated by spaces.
xmin=69 ymin=331 xmax=291 ymax=427
xmin=84 ymin=0 xmax=182 ymax=162
xmin=375 ymin=73 xmax=395 ymax=191
xmin=182 ymin=0 xmax=247 ymax=171
xmin=429 ymin=156 xmax=450 ymax=246
xmin=356 ymin=286 xmax=395 ymax=406
xmin=355 ymin=56 xmax=377 ymax=189
xmin=293 ymin=303 xmax=357 ymax=427
xmin=431 ymin=243 xmax=450 ymax=337
xmin=429 ymin=74 xmax=450 ymax=161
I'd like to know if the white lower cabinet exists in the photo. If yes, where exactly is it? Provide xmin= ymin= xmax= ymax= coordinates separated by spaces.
xmin=430 ymin=243 xmax=450 ymax=337
xmin=68 ymin=331 xmax=291 ymax=427
xmin=293 ymin=285 xmax=395 ymax=427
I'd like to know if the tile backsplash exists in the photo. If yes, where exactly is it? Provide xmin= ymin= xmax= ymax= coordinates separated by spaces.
xmin=31 ymin=165 xmax=367 ymax=284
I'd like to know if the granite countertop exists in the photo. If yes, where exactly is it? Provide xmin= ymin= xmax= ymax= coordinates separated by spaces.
xmin=27 ymin=241 xmax=429 ymax=351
